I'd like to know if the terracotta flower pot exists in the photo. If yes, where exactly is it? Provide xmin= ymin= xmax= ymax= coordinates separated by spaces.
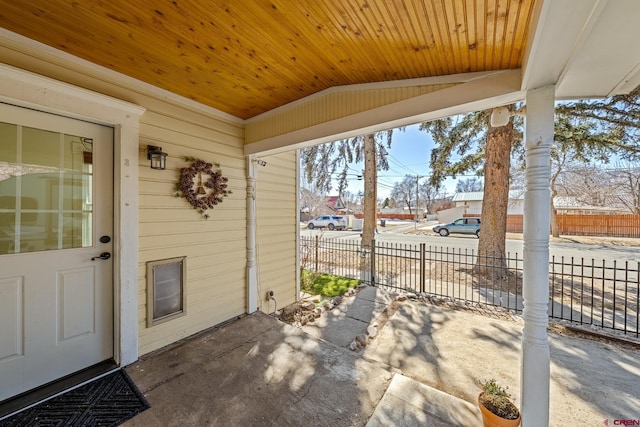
xmin=478 ymin=395 xmax=521 ymax=427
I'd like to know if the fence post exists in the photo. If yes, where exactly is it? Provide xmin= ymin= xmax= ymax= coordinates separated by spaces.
xmin=314 ymin=235 xmax=319 ymax=272
xmin=370 ymin=239 xmax=376 ymax=286
xmin=420 ymin=243 xmax=426 ymax=293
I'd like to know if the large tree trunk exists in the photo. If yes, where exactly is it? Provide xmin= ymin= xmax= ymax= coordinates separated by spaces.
xmin=476 ymin=112 xmax=513 ymax=278
xmin=362 ymin=134 xmax=377 ymax=249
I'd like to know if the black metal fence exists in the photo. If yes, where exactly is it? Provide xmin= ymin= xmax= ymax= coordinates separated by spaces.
xmin=300 ymin=236 xmax=640 ymax=338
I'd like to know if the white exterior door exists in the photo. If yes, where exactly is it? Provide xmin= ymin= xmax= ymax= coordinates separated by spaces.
xmin=0 ymin=104 xmax=114 ymax=401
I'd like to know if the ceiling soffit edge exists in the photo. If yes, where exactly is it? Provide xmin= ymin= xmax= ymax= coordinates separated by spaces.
xmin=245 ymin=69 xmax=524 ymax=156
xmin=245 ymin=82 xmax=462 ymax=145
xmin=246 ymin=71 xmax=510 ymax=124
xmin=246 ymin=70 xmax=518 ymax=145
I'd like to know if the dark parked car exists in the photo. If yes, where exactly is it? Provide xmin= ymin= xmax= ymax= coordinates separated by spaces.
xmin=432 ymin=217 xmax=481 ymax=237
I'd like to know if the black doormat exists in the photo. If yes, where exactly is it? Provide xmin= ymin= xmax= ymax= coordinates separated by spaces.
xmin=0 ymin=370 xmax=149 ymax=427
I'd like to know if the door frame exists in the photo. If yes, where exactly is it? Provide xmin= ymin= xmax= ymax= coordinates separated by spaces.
xmin=0 ymin=63 xmax=145 ymax=368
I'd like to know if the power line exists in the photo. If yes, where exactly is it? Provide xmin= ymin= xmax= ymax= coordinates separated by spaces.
xmin=321 ymin=144 xmax=461 ymax=195
xmin=386 ymin=153 xmax=423 ymax=176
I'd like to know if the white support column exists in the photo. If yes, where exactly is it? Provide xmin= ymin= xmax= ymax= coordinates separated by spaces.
xmin=295 ymin=150 xmax=302 ymax=301
xmin=246 ymin=156 xmax=259 ymax=313
xmin=521 ymin=85 xmax=555 ymax=426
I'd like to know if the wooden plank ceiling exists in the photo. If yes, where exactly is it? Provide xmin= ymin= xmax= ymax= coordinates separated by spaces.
xmin=0 ymin=0 xmax=536 ymax=119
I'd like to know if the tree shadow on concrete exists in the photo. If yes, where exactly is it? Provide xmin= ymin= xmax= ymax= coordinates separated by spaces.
xmin=295 ymin=285 xmax=478 ymax=426
xmin=362 ymin=299 xmax=453 ymax=394
xmin=124 ymin=310 xmax=393 ymax=427
xmin=123 ymin=285 xmax=639 ymax=426
xmin=545 ymin=329 xmax=640 ymax=424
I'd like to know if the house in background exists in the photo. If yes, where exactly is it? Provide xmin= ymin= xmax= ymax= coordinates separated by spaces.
xmin=438 ymin=190 xmax=525 ymax=222
xmin=325 ymin=195 xmax=346 ymax=214
xmin=299 ymin=194 xmax=347 ymax=221
xmin=552 ymin=197 xmax=629 ymax=215
xmin=452 ymin=191 xmax=485 ymax=215
xmin=440 ymin=190 xmax=636 ymax=237
xmin=443 ymin=191 xmax=628 ymax=223
xmin=0 ymin=1 xmax=639 ymax=424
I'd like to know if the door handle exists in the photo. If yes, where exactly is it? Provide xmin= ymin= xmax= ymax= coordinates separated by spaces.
xmin=91 ymin=252 xmax=111 ymax=261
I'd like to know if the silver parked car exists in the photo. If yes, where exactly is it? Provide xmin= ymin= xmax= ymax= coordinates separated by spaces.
xmin=306 ymin=215 xmax=347 ymax=230
xmin=432 ymin=217 xmax=481 ymax=237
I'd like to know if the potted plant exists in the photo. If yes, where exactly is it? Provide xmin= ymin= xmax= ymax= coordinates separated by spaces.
xmin=477 ymin=379 xmax=521 ymax=427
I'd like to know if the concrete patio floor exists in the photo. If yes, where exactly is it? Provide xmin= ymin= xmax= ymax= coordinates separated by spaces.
xmin=123 ymin=286 xmax=639 ymax=426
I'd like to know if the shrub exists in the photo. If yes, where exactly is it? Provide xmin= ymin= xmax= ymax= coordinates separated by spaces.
xmin=301 ymin=270 xmax=360 ymax=297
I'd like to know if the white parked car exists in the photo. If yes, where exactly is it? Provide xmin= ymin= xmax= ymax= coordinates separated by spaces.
xmin=306 ymin=215 xmax=347 ymax=230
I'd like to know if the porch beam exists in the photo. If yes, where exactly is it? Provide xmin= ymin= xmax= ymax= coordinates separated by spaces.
xmin=521 ymin=85 xmax=555 ymax=426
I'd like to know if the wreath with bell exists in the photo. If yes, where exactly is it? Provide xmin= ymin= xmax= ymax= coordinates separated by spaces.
xmin=174 ymin=156 xmax=231 ymax=219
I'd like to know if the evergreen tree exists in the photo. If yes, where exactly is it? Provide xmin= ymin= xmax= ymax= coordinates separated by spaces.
xmin=301 ymin=131 xmax=394 ymax=248
xmin=420 ymin=87 xmax=639 ymax=276
xmin=421 ymin=106 xmax=519 ymax=277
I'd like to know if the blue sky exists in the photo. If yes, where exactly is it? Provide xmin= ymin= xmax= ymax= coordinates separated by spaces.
xmin=337 ymin=123 xmax=459 ymax=199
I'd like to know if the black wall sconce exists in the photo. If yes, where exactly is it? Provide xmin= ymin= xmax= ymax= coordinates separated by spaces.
xmin=147 ymin=145 xmax=167 ymax=170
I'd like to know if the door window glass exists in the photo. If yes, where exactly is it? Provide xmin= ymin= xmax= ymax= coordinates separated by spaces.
xmin=0 ymin=122 xmax=93 ymax=254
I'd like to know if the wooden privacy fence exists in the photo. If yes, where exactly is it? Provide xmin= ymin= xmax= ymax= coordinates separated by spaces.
xmin=505 ymin=214 xmax=640 ymax=238
xmin=506 ymin=215 xmax=523 ymax=233
xmin=354 ymin=213 xmax=423 ymax=220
